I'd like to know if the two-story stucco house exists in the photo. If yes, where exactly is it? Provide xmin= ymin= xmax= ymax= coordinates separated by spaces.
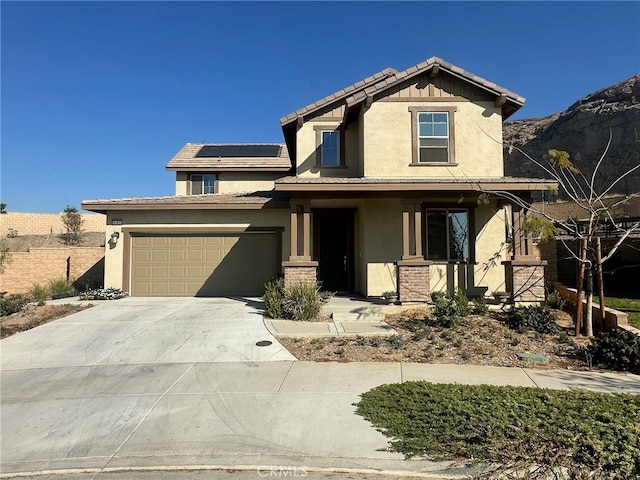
xmin=83 ymin=57 xmax=555 ymax=303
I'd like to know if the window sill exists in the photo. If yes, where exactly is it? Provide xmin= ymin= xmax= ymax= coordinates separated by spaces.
xmin=410 ymin=162 xmax=458 ymax=167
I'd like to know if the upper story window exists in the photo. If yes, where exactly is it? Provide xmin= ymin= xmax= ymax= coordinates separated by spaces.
xmin=321 ymin=130 xmax=340 ymax=167
xmin=418 ymin=112 xmax=449 ymax=163
xmin=190 ymin=174 xmax=216 ymax=194
xmin=409 ymin=106 xmax=457 ymax=166
xmin=314 ymin=126 xmax=342 ymax=168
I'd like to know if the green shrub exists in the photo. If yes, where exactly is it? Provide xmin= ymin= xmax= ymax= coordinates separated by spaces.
xmin=504 ymin=306 xmax=558 ymax=334
xmin=587 ymin=329 xmax=640 ymax=373
xmin=545 ymin=290 xmax=566 ymax=310
xmin=282 ymin=281 xmax=321 ymax=322
xmin=472 ymin=296 xmax=489 ymax=315
xmin=29 ymin=283 xmax=50 ymax=304
xmin=453 ymin=289 xmax=470 ymax=316
xmin=432 ymin=293 xmax=466 ymax=328
xmin=263 ymin=277 xmax=285 ymax=319
xmin=387 ymin=334 xmax=404 ymax=349
xmin=49 ymin=278 xmax=74 ymax=297
xmin=356 ymin=381 xmax=640 ymax=479
xmin=1 ymin=294 xmax=29 ymax=316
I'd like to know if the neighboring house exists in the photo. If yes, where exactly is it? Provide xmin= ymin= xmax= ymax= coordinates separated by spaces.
xmin=82 ymin=56 xmax=555 ymax=302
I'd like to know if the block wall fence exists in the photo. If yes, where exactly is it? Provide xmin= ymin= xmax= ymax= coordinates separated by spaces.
xmin=0 ymin=212 xmax=106 ymax=236
xmin=1 ymin=247 xmax=105 ymax=294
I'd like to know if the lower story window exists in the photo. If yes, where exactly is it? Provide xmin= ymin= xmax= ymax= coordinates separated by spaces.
xmin=190 ymin=174 xmax=216 ymax=194
xmin=425 ymin=208 xmax=469 ymax=261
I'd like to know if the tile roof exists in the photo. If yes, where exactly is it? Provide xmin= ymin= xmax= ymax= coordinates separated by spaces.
xmin=280 ymin=57 xmax=525 ymax=127
xmin=279 ymin=68 xmax=397 ymax=125
xmin=345 ymin=56 xmax=525 ymax=108
xmin=81 ymin=191 xmax=290 ymax=213
xmin=165 ymin=143 xmax=291 ymax=171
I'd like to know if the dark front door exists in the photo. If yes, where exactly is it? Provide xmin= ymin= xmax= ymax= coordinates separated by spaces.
xmin=314 ymin=209 xmax=354 ymax=292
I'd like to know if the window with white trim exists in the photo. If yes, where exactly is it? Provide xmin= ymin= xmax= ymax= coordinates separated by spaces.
xmin=190 ymin=174 xmax=216 ymax=194
xmin=425 ymin=208 xmax=469 ymax=261
xmin=320 ymin=130 xmax=340 ymax=167
xmin=418 ymin=112 xmax=449 ymax=163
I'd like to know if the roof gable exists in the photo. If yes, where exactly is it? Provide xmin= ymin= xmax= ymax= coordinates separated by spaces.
xmin=281 ymin=56 xmax=524 ymax=129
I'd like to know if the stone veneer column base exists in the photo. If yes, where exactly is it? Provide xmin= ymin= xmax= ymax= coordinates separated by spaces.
xmin=282 ymin=260 xmax=319 ymax=289
xmin=503 ymin=258 xmax=547 ymax=304
xmin=397 ymin=259 xmax=431 ymax=303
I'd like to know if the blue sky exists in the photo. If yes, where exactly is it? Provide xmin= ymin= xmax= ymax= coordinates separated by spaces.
xmin=2 ymin=1 xmax=639 ymax=213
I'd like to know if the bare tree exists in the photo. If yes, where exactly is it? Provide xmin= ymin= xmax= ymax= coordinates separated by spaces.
xmin=484 ymin=131 xmax=640 ymax=336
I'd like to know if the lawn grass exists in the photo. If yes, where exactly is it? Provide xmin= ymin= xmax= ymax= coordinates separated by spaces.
xmin=356 ymin=382 xmax=640 ymax=479
xmin=604 ymin=287 xmax=640 ymax=329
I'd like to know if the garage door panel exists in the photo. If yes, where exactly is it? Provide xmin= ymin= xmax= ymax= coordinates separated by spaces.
xmin=151 ymin=237 xmax=169 ymax=247
xmin=170 ymin=250 xmax=185 ymax=262
xmin=131 ymin=233 xmax=278 ymax=297
xmin=169 ymin=265 xmax=186 ymax=278
xmin=187 ymin=249 xmax=205 ymax=262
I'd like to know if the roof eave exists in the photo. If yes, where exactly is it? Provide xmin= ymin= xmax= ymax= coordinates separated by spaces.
xmin=274 ymin=180 xmax=557 ymax=193
xmin=164 ymin=166 xmax=292 ymax=172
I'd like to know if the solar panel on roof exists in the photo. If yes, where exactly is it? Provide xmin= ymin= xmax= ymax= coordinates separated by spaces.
xmin=196 ymin=145 xmax=281 ymax=158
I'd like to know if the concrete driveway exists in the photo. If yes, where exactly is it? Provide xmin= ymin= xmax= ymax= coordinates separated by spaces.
xmin=1 ymin=297 xmax=295 ymax=369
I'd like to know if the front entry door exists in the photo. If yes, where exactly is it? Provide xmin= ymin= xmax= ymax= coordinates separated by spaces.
xmin=314 ymin=209 xmax=354 ymax=292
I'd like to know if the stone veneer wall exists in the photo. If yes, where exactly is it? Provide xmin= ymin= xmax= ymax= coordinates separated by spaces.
xmin=0 ymin=212 xmax=106 ymax=236
xmin=0 ymin=247 xmax=104 ymax=294
xmin=504 ymin=261 xmax=546 ymax=303
xmin=283 ymin=262 xmax=318 ymax=289
xmin=397 ymin=260 xmax=430 ymax=303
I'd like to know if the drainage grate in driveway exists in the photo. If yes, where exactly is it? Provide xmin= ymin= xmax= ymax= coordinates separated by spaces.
xmin=256 ymin=340 xmax=273 ymax=347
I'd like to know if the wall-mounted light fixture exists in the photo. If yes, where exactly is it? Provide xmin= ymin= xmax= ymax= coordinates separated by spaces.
xmin=110 ymin=231 xmax=120 ymax=245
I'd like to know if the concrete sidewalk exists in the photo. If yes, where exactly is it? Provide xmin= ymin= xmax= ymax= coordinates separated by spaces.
xmin=2 ymin=361 xmax=639 ymax=479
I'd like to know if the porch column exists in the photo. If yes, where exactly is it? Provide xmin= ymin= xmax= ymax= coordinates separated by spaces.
xmin=397 ymin=199 xmax=431 ymax=303
xmin=402 ymin=203 xmax=412 ymax=258
xmin=283 ymin=199 xmax=317 ymax=288
xmin=290 ymin=204 xmax=298 ymax=258
xmin=302 ymin=204 xmax=311 ymax=259
xmin=503 ymin=198 xmax=546 ymax=304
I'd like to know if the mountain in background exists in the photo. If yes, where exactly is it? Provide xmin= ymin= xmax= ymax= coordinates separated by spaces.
xmin=503 ymin=74 xmax=640 ymax=198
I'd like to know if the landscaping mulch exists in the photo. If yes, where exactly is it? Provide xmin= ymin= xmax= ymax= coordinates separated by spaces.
xmin=278 ymin=307 xmax=595 ymax=370
xmin=0 ymin=303 xmax=92 ymax=338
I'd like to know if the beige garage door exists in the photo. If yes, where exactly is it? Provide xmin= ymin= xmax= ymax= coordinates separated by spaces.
xmin=131 ymin=233 xmax=278 ymax=296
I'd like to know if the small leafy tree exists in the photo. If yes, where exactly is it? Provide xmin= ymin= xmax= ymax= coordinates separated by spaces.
xmin=0 ymin=203 xmax=7 ymax=214
xmin=61 ymin=206 xmax=84 ymax=246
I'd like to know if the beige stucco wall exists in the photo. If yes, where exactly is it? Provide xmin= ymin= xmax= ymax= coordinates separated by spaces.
xmin=175 ymin=172 xmax=281 ymax=196
xmin=103 ymin=209 xmax=289 ymax=291
xmin=295 ymin=121 xmax=361 ymax=177
xmin=294 ymin=99 xmax=503 ymax=180
xmin=362 ymin=100 xmax=504 ymax=178
xmin=217 ymin=172 xmax=281 ymax=194
xmin=361 ymin=198 xmax=403 ymax=296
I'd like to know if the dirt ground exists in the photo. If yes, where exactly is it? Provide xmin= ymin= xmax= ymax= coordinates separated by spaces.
xmin=1 ymin=303 xmax=92 ymax=338
xmin=278 ymin=307 xmax=597 ymax=371
xmin=4 ymin=232 xmax=105 ymax=251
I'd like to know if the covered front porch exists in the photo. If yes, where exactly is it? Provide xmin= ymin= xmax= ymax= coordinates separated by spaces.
xmin=275 ymin=177 xmax=555 ymax=304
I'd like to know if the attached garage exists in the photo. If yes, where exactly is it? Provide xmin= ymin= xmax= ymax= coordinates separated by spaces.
xmin=129 ymin=232 xmax=280 ymax=296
